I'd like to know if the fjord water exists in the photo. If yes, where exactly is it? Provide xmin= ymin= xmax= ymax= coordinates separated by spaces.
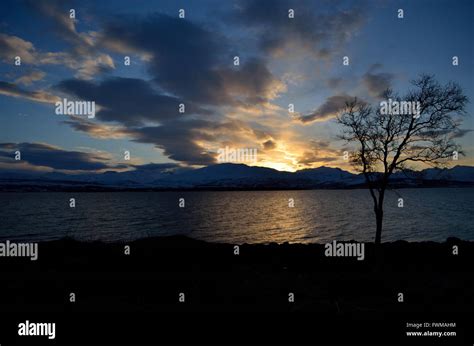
xmin=0 ymin=188 xmax=473 ymax=243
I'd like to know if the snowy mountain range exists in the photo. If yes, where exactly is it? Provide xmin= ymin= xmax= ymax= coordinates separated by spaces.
xmin=0 ymin=164 xmax=473 ymax=191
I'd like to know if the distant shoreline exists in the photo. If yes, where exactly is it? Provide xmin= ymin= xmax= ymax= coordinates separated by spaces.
xmin=1 ymin=181 xmax=473 ymax=192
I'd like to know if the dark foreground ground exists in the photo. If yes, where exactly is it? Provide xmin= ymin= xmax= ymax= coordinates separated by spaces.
xmin=0 ymin=236 xmax=472 ymax=345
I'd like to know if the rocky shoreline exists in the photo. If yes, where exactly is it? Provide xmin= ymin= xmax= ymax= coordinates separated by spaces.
xmin=0 ymin=236 xmax=472 ymax=344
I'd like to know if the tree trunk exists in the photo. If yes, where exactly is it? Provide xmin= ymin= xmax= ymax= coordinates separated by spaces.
xmin=374 ymin=187 xmax=386 ymax=246
xmin=375 ymin=209 xmax=383 ymax=245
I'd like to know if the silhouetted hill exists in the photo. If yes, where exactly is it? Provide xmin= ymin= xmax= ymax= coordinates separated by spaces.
xmin=0 ymin=164 xmax=472 ymax=191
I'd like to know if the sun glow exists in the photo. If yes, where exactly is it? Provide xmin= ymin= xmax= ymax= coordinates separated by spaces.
xmin=251 ymin=161 xmax=297 ymax=172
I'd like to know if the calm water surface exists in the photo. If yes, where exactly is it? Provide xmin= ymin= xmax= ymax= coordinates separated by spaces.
xmin=0 ymin=188 xmax=473 ymax=243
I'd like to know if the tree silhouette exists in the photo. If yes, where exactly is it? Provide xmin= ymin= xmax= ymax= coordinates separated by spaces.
xmin=337 ymin=75 xmax=468 ymax=246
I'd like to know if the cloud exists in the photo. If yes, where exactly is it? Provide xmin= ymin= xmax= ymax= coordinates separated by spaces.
xmin=100 ymin=13 xmax=226 ymax=104
xmin=218 ymin=58 xmax=287 ymax=104
xmin=0 ymin=142 xmax=123 ymax=171
xmin=362 ymin=64 xmax=394 ymax=98
xmin=63 ymin=114 xmax=272 ymax=167
xmin=0 ymin=81 xmax=60 ymax=104
xmin=0 ymin=32 xmax=113 ymax=80
xmin=1 ymin=1 xmax=115 ymax=79
xmin=296 ymin=139 xmax=341 ymax=167
xmin=263 ymin=139 xmax=277 ymax=150
xmin=0 ymin=33 xmax=37 ymax=64
xmin=297 ymin=94 xmax=354 ymax=123
xmin=56 ymin=77 xmax=211 ymax=126
xmin=28 ymin=0 xmax=90 ymax=52
xmin=69 ymin=53 xmax=115 ymax=80
xmin=0 ymin=33 xmax=66 ymax=66
xmin=55 ymin=71 xmax=283 ymax=166
xmin=100 ymin=13 xmax=284 ymax=106
xmin=297 ymin=153 xmax=338 ymax=165
xmin=15 ymin=70 xmax=46 ymax=86
xmin=233 ymin=0 xmax=366 ymax=58
xmin=126 ymin=119 xmax=242 ymax=166
xmin=61 ymin=118 xmax=131 ymax=139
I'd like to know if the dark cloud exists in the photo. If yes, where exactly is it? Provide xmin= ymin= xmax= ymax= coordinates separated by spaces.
xmin=298 ymin=94 xmax=354 ymax=123
xmin=362 ymin=64 xmax=394 ymax=98
xmin=296 ymin=139 xmax=340 ymax=166
xmin=100 ymin=13 xmax=283 ymax=106
xmin=297 ymin=153 xmax=338 ymax=165
xmin=127 ymin=120 xmax=217 ymax=165
xmin=310 ymin=139 xmax=331 ymax=148
xmin=263 ymin=140 xmax=276 ymax=150
xmin=61 ymin=114 xmax=264 ymax=167
xmin=0 ymin=142 xmax=122 ymax=171
xmin=233 ymin=0 xmax=366 ymax=58
xmin=218 ymin=58 xmax=286 ymax=105
xmin=101 ymin=13 xmax=225 ymax=104
xmin=126 ymin=119 xmax=258 ymax=166
xmin=56 ymin=77 xmax=211 ymax=126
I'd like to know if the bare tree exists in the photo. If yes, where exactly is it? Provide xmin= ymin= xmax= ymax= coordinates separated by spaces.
xmin=337 ymin=75 xmax=468 ymax=246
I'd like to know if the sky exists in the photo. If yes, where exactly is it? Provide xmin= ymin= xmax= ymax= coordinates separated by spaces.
xmin=0 ymin=0 xmax=473 ymax=175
